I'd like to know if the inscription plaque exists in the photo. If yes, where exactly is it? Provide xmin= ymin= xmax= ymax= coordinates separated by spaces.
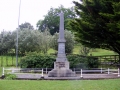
xmin=58 ymin=43 xmax=65 ymax=54
xmin=56 ymin=62 xmax=65 ymax=68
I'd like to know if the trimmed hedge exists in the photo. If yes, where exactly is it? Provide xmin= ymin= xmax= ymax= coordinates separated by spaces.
xmin=20 ymin=54 xmax=56 ymax=68
xmin=20 ymin=53 xmax=99 ymax=69
xmin=67 ymin=55 xmax=99 ymax=69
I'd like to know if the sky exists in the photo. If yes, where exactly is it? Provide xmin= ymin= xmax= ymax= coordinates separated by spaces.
xmin=0 ymin=0 xmax=80 ymax=32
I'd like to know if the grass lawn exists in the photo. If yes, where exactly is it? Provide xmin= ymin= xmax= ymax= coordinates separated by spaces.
xmin=0 ymin=55 xmax=21 ymax=67
xmin=91 ymin=49 xmax=117 ymax=56
xmin=69 ymin=44 xmax=117 ymax=56
xmin=0 ymin=79 xmax=120 ymax=90
xmin=0 ymin=67 xmax=2 ymax=76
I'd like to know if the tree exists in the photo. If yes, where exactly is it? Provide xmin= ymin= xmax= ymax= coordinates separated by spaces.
xmin=19 ymin=22 xmax=34 ymax=30
xmin=79 ymin=45 xmax=91 ymax=56
xmin=0 ymin=31 xmax=15 ymax=54
xmin=18 ymin=29 xmax=39 ymax=54
xmin=18 ymin=28 xmax=52 ymax=55
xmin=37 ymin=5 xmax=76 ymax=35
xmin=50 ymin=30 xmax=74 ymax=54
xmin=37 ymin=29 xmax=52 ymax=54
xmin=68 ymin=0 xmax=120 ymax=57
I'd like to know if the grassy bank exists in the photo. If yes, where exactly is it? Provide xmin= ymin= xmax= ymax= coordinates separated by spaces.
xmin=0 ymin=79 xmax=120 ymax=90
xmin=0 ymin=67 xmax=2 ymax=76
xmin=71 ymin=45 xmax=117 ymax=56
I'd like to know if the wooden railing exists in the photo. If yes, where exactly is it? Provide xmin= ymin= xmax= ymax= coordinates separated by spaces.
xmin=93 ymin=55 xmax=120 ymax=66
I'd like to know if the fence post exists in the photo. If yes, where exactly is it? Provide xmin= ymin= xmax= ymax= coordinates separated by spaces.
xmin=80 ymin=69 xmax=83 ymax=78
xmin=41 ymin=68 xmax=44 ymax=77
xmin=101 ymin=67 xmax=102 ymax=73
xmin=118 ymin=68 xmax=120 ymax=77
xmin=46 ymin=68 xmax=47 ymax=74
xmin=108 ymin=68 xmax=110 ymax=74
xmin=2 ymin=67 xmax=4 ymax=76
xmin=6 ymin=56 xmax=8 ymax=66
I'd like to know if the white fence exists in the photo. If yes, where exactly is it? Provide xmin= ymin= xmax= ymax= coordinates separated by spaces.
xmin=79 ymin=68 xmax=120 ymax=77
xmin=2 ymin=67 xmax=120 ymax=77
xmin=2 ymin=67 xmax=44 ymax=77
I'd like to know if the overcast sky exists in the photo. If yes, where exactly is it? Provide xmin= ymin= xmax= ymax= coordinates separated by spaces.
xmin=0 ymin=0 xmax=80 ymax=32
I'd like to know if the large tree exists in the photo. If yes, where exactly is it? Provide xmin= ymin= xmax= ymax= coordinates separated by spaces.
xmin=18 ymin=29 xmax=52 ymax=54
xmin=19 ymin=22 xmax=34 ymax=30
xmin=69 ymin=0 xmax=120 ymax=57
xmin=0 ymin=31 xmax=15 ymax=54
xmin=37 ymin=5 xmax=76 ymax=35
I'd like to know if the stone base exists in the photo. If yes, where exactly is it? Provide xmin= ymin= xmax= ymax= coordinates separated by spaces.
xmin=44 ymin=76 xmax=80 ymax=80
xmin=48 ymin=60 xmax=76 ymax=77
xmin=48 ymin=68 xmax=76 ymax=77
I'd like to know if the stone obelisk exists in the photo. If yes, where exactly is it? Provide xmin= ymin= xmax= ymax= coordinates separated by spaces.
xmin=48 ymin=11 xmax=75 ymax=77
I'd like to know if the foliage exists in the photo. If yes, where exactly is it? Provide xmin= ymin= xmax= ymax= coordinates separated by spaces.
xmin=20 ymin=53 xmax=56 ymax=68
xmin=37 ymin=29 xmax=52 ymax=54
xmin=86 ymin=56 xmax=99 ymax=68
xmin=79 ymin=45 xmax=91 ymax=56
xmin=4 ymin=73 xmax=17 ymax=80
xmin=37 ymin=5 xmax=76 ymax=35
xmin=0 ymin=31 xmax=15 ymax=54
xmin=50 ymin=30 xmax=74 ymax=54
xmin=19 ymin=22 xmax=34 ymax=30
xmin=69 ymin=0 xmax=120 ymax=55
xmin=20 ymin=51 xmax=99 ymax=69
xmin=18 ymin=29 xmax=39 ymax=54
xmin=0 ymin=67 xmax=2 ymax=76
xmin=18 ymin=29 xmax=52 ymax=55
xmin=67 ymin=54 xmax=87 ymax=68
xmin=0 ymin=28 xmax=52 ymax=55
xmin=67 ymin=54 xmax=100 ymax=68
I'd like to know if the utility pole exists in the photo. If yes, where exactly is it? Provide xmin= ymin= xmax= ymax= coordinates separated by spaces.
xmin=16 ymin=0 xmax=21 ymax=67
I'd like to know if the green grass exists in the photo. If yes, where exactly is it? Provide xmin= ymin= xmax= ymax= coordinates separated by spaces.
xmin=0 ymin=67 xmax=2 ymax=76
xmin=70 ymin=45 xmax=117 ymax=56
xmin=91 ymin=49 xmax=117 ymax=56
xmin=73 ymin=45 xmax=80 ymax=54
xmin=0 ymin=55 xmax=21 ymax=67
xmin=0 ymin=79 xmax=120 ymax=90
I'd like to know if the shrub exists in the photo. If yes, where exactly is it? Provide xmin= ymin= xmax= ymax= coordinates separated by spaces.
xmin=67 ymin=55 xmax=87 ymax=68
xmin=5 ymin=74 xmax=17 ymax=80
xmin=20 ymin=52 xmax=99 ymax=69
xmin=67 ymin=55 xmax=100 ymax=69
xmin=85 ymin=57 xmax=100 ymax=68
xmin=20 ymin=53 xmax=56 ymax=68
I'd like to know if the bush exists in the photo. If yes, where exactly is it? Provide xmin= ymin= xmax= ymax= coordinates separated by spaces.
xmin=67 ymin=55 xmax=100 ymax=69
xmin=20 ymin=52 xmax=99 ymax=69
xmin=20 ymin=53 xmax=56 ymax=68
xmin=5 ymin=74 xmax=17 ymax=80
xmin=85 ymin=57 xmax=100 ymax=68
xmin=67 ymin=55 xmax=87 ymax=68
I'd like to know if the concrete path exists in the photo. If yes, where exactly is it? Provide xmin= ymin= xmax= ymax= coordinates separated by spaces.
xmin=14 ymin=73 xmax=120 ymax=80
xmin=15 ymin=73 xmax=42 ymax=80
